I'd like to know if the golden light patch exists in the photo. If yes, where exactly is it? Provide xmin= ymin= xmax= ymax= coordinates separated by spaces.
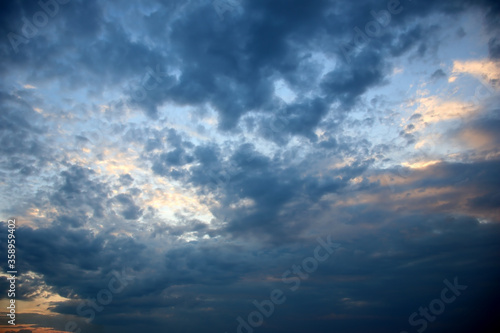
xmin=94 ymin=148 xmax=141 ymax=176
xmin=26 ymin=206 xmax=58 ymax=219
xmin=139 ymin=178 xmax=215 ymax=224
xmin=8 ymin=215 xmax=41 ymax=229
xmin=0 ymin=271 xmax=71 ymax=327
xmin=0 ymin=323 xmax=67 ymax=333
xmin=328 ymin=156 xmax=356 ymax=169
xmin=334 ymin=178 xmax=461 ymax=212
xmin=386 ymin=186 xmax=455 ymax=200
xmin=413 ymin=95 xmax=477 ymax=124
xmin=451 ymin=59 xmax=500 ymax=86
xmin=350 ymin=177 xmax=364 ymax=184
xmin=110 ymin=230 xmax=134 ymax=237
xmin=18 ymin=293 xmax=71 ymax=315
xmin=146 ymin=188 xmax=208 ymax=213
xmin=67 ymin=155 xmax=92 ymax=168
xmin=23 ymin=84 xmax=37 ymax=89
xmin=402 ymin=160 xmax=440 ymax=169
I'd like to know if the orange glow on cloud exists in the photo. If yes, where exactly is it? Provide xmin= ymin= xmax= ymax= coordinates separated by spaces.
xmin=0 ymin=324 xmax=67 ymax=333
xmin=458 ymin=128 xmax=495 ymax=150
xmin=402 ymin=160 xmax=441 ymax=169
xmin=412 ymin=96 xmax=477 ymax=124
xmin=451 ymin=59 xmax=500 ymax=86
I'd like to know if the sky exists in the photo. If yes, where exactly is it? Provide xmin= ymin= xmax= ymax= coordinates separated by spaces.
xmin=0 ymin=0 xmax=500 ymax=332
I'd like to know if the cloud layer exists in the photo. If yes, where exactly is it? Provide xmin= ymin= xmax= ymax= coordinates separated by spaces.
xmin=1 ymin=0 xmax=500 ymax=332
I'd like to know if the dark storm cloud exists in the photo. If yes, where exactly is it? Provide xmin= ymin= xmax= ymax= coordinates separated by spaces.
xmin=488 ymin=37 xmax=500 ymax=59
xmin=181 ymin=141 xmax=373 ymax=242
xmin=1 ymin=216 xmax=311 ymax=331
xmin=0 ymin=0 xmax=383 ymax=130
xmin=357 ymin=159 xmax=500 ymax=224
xmin=149 ymin=128 xmax=195 ymax=177
xmin=113 ymin=193 xmax=143 ymax=220
xmin=321 ymin=49 xmax=390 ymax=109
xmin=51 ymin=165 xmax=110 ymax=222
xmin=2 ymin=155 xmax=500 ymax=333
xmin=431 ymin=68 xmax=447 ymax=80
xmin=398 ymin=123 xmax=417 ymax=145
xmin=118 ymin=173 xmax=134 ymax=186
xmin=163 ymin=242 xmax=262 ymax=285
xmin=120 ymin=116 xmax=371 ymax=242
xmin=9 ymin=272 xmax=52 ymax=301
xmin=1 ymin=0 xmax=173 ymax=118
xmin=149 ymin=217 xmax=212 ymax=239
xmin=10 ymin=160 xmax=141 ymax=232
xmin=271 ymin=215 xmax=500 ymax=333
xmin=193 ymin=143 xmax=220 ymax=167
xmin=5 ymin=208 xmax=500 ymax=333
xmin=0 ymin=221 xmax=145 ymax=298
xmin=2 ymin=0 xmax=496 ymax=134
xmin=0 ymin=89 xmax=49 ymax=174
xmin=160 ymin=0 xmax=333 ymax=130
xmin=257 ymin=97 xmax=329 ymax=143
xmin=134 ymin=102 xmax=488 ymax=245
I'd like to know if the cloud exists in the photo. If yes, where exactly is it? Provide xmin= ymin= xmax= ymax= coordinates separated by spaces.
xmin=450 ymin=59 xmax=500 ymax=88
xmin=410 ymin=95 xmax=478 ymax=125
xmin=1 ymin=0 xmax=500 ymax=332
xmin=431 ymin=68 xmax=447 ymax=80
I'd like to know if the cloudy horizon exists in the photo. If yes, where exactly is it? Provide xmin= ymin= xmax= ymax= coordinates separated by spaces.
xmin=1 ymin=0 xmax=500 ymax=332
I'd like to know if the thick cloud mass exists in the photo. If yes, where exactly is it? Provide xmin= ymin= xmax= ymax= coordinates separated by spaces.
xmin=1 ymin=0 xmax=500 ymax=332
